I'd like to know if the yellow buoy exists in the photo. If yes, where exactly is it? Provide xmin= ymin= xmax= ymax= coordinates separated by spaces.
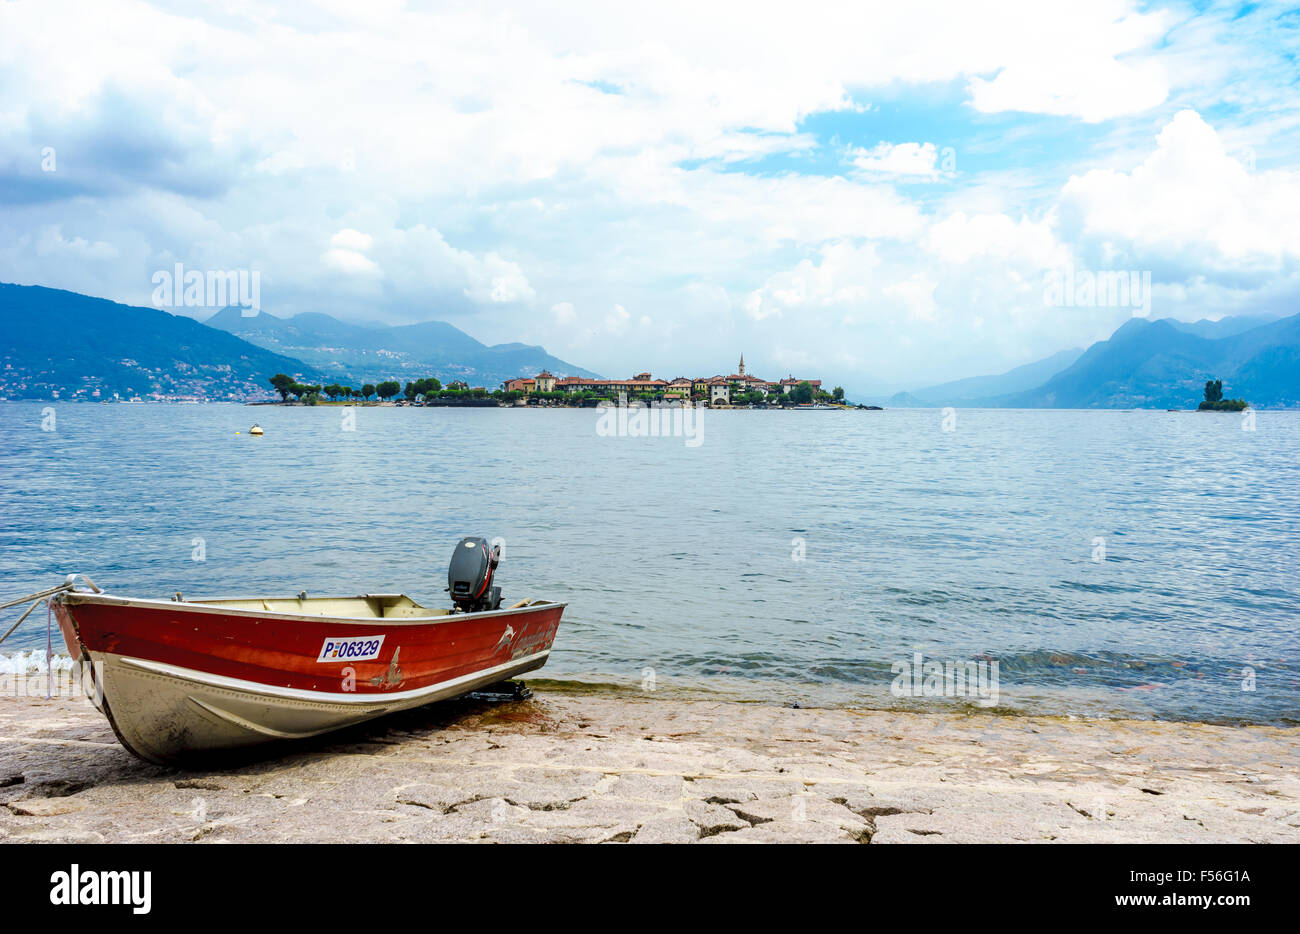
xmin=249 ymin=425 xmax=264 ymax=435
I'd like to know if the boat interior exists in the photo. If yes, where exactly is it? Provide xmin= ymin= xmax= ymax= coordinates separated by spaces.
xmin=181 ymin=593 xmax=543 ymax=619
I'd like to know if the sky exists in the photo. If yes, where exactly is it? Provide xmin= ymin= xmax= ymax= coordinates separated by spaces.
xmin=2 ymin=0 xmax=1299 ymax=394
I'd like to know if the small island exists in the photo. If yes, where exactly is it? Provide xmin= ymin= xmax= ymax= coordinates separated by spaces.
xmin=264 ymin=355 xmax=860 ymax=409
xmin=1197 ymin=378 xmax=1248 ymax=411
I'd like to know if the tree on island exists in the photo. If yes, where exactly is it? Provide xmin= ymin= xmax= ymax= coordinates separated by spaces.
xmin=1198 ymin=377 xmax=1247 ymax=411
xmin=269 ymin=373 xmax=295 ymax=402
xmin=791 ymin=381 xmax=814 ymax=404
xmin=832 ymin=386 xmax=845 ymax=402
xmin=362 ymin=383 xmax=376 ymax=401
xmin=406 ymin=376 xmax=442 ymax=401
xmin=376 ymin=380 xmax=401 ymax=401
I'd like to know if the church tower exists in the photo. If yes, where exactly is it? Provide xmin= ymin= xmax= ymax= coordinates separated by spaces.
xmin=738 ymin=353 xmax=745 ymax=376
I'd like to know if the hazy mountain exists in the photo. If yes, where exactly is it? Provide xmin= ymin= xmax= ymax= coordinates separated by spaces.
xmin=1167 ymin=315 xmax=1277 ymax=339
xmin=889 ymin=347 xmax=1084 ymax=407
xmin=206 ymin=307 xmax=598 ymax=386
xmin=0 ymin=283 xmax=319 ymax=400
xmin=883 ymin=391 xmax=928 ymax=407
xmin=999 ymin=313 xmax=1300 ymax=408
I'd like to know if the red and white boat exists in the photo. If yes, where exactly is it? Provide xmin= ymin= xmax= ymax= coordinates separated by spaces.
xmin=44 ymin=538 xmax=565 ymax=765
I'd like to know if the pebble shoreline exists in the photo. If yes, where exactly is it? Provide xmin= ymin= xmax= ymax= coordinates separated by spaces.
xmin=1 ymin=689 xmax=1296 ymax=843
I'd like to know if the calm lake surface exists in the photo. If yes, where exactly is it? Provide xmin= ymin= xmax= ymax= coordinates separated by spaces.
xmin=1 ymin=402 xmax=1296 ymax=724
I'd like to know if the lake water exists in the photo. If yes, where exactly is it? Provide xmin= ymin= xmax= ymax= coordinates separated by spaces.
xmin=1 ymin=401 xmax=1296 ymax=724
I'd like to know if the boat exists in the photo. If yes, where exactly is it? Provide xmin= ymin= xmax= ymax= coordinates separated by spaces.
xmin=43 ymin=537 xmax=565 ymax=765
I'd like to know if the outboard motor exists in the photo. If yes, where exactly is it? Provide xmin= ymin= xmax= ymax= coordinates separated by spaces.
xmin=447 ymin=536 xmax=502 ymax=613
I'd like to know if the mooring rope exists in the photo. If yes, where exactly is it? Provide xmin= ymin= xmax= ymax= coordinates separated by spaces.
xmin=0 ymin=574 xmax=102 ymax=650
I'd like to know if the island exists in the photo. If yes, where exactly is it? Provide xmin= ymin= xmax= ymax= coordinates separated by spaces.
xmin=1197 ymin=378 xmax=1248 ymax=411
xmin=265 ymin=355 xmax=861 ymax=409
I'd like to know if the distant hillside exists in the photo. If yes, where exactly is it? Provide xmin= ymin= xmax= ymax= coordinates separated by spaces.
xmin=1167 ymin=315 xmax=1277 ymax=339
xmin=1000 ymin=313 xmax=1300 ymax=408
xmin=883 ymin=391 xmax=929 ymax=407
xmin=889 ymin=347 xmax=1083 ymax=407
xmin=206 ymin=307 xmax=598 ymax=386
xmin=0 ymin=283 xmax=319 ymax=401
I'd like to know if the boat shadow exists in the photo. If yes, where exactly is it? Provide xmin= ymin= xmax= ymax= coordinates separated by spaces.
xmin=9 ymin=687 xmax=553 ymax=804
xmin=168 ymin=688 xmax=552 ymax=773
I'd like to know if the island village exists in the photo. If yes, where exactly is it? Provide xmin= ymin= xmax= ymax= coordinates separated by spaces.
xmin=498 ymin=355 xmax=840 ymax=407
xmin=252 ymin=355 xmax=849 ymax=407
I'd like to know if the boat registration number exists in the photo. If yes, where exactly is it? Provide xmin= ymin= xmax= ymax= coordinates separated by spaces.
xmin=317 ymin=635 xmax=386 ymax=663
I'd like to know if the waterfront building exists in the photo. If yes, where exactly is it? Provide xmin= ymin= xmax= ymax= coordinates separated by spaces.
xmin=502 ymin=356 xmax=822 ymax=406
xmin=779 ymin=376 xmax=822 ymax=395
xmin=554 ymin=374 xmax=669 ymax=396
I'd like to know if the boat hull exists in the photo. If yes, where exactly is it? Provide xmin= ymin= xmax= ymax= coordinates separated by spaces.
xmin=52 ymin=592 xmax=564 ymax=765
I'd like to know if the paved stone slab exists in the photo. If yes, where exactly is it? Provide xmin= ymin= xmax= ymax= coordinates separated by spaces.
xmin=0 ymin=690 xmax=1295 ymax=844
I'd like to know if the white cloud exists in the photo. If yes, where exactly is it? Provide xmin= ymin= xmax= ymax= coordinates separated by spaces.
xmin=967 ymin=4 xmax=1171 ymax=122
xmin=468 ymin=253 xmax=535 ymax=304
xmin=604 ymin=304 xmax=631 ymax=335
xmin=925 ymin=213 xmax=1063 ymax=266
xmin=884 ymin=274 xmax=939 ymax=322
xmin=330 ymin=229 xmax=374 ymax=252
xmin=744 ymin=242 xmax=882 ymax=321
xmin=321 ymin=228 xmax=379 ymax=275
xmin=320 ymin=247 xmax=379 ymax=275
xmin=851 ymin=142 xmax=942 ymax=178
xmin=1056 ymin=109 xmax=1300 ymax=277
xmin=35 ymin=226 xmax=119 ymax=261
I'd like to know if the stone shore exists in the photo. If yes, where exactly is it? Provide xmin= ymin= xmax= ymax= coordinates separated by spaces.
xmin=1 ymin=689 xmax=1296 ymax=843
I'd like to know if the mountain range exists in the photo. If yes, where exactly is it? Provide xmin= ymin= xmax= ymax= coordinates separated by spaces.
xmin=3 ymin=282 xmax=1298 ymax=407
xmin=887 ymin=347 xmax=1085 ymax=407
xmin=205 ymin=307 xmax=596 ymax=387
xmin=889 ymin=312 xmax=1300 ymax=409
xmin=1002 ymin=313 xmax=1300 ymax=408
xmin=0 ymin=283 xmax=594 ymax=400
xmin=0 ymin=283 xmax=313 ymax=401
